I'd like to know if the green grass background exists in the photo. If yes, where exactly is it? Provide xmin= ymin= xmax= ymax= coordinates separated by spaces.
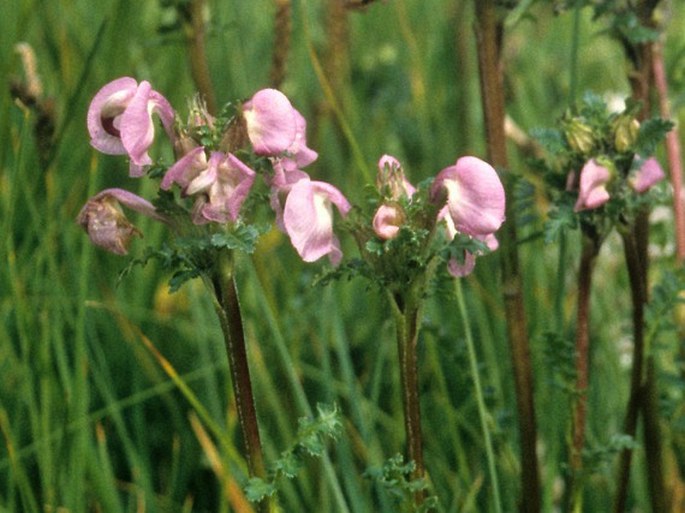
xmin=2 ymin=0 xmax=685 ymax=511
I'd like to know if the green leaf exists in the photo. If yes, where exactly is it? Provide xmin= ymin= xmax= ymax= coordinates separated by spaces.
xmin=530 ymin=127 xmax=567 ymax=155
xmin=244 ymin=478 xmax=277 ymax=502
xmin=544 ymin=200 xmax=578 ymax=243
xmin=635 ymin=117 xmax=673 ymax=156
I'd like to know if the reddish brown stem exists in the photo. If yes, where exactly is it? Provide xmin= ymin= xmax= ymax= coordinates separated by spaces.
xmin=568 ymin=233 xmax=600 ymax=511
xmin=270 ymin=0 xmax=292 ymax=89
xmin=652 ymin=42 xmax=685 ymax=262
xmin=211 ymin=255 xmax=270 ymax=513
xmin=389 ymin=291 xmax=426 ymax=507
xmin=184 ymin=0 xmax=217 ymax=115
xmin=473 ymin=2 xmax=540 ymax=512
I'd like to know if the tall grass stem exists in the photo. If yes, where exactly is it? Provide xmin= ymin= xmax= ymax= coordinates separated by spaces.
xmin=454 ymin=279 xmax=503 ymax=513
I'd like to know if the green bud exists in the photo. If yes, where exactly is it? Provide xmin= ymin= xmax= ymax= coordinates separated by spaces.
xmin=564 ymin=118 xmax=595 ymax=154
xmin=612 ymin=114 xmax=640 ymax=153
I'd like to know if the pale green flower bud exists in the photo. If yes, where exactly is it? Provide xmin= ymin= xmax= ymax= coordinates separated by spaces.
xmin=612 ymin=114 xmax=640 ymax=153
xmin=564 ymin=118 xmax=595 ymax=154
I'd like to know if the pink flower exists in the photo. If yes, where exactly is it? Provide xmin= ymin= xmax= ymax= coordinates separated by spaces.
xmin=243 ymin=88 xmax=298 ymax=156
xmin=162 ymin=148 xmax=256 ymax=224
xmin=372 ymin=203 xmax=405 ymax=240
xmin=277 ymin=178 xmax=351 ymax=264
xmin=76 ymin=188 xmax=163 ymax=255
xmin=430 ymin=156 xmax=505 ymax=237
xmin=87 ymin=77 xmax=175 ymax=177
xmin=243 ymin=89 xmax=318 ymax=170
xmin=441 ymin=209 xmax=499 ymax=277
xmin=574 ymin=159 xmax=612 ymax=212
xmin=629 ymin=156 xmax=665 ymax=193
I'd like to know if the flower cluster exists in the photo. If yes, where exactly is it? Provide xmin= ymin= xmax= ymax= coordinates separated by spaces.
xmin=554 ymin=96 xmax=668 ymax=217
xmin=78 ymin=78 xmax=350 ymax=265
xmin=79 ymin=77 xmax=506 ymax=283
xmin=363 ymin=153 xmax=505 ymax=279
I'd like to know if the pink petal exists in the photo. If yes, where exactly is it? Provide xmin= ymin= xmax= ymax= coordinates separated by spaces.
xmin=630 ymin=156 xmax=665 ymax=193
xmin=282 ymin=179 xmax=350 ymax=264
xmin=120 ymin=81 xmax=156 ymax=173
xmin=268 ymin=160 xmax=310 ymax=189
xmin=243 ymin=89 xmax=297 ymax=156
xmin=161 ymin=146 xmax=208 ymax=191
xmin=447 ymin=251 xmax=477 ymax=278
xmin=87 ymin=77 xmax=138 ymax=155
xmin=288 ymin=109 xmax=318 ymax=167
xmin=431 ymin=156 xmax=505 ymax=237
xmin=186 ymin=152 xmax=221 ymax=196
xmin=372 ymin=204 xmax=403 ymax=240
xmin=190 ymin=153 xmax=256 ymax=224
xmin=574 ymin=159 xmax=612 ymax=212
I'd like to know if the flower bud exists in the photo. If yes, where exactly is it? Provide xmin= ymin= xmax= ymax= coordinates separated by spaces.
xmin=376 ymin=155 xmax=415 ymax=200
xmin=612 ymin=114 xmax=640 ymax=153
xmin=564 ymin=118 xmax=595 ymax=154
xmin=372 ymin=203 xmax=405 ymax=240
xmin=77 ymin=195 xmax=142 ymax=255
xmin=77 ymin=188 xmax=163 ymax=255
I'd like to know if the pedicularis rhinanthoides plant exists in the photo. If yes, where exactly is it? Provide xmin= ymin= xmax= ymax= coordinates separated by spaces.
xmin=533 ymin=93 xmax=671 ymax=512
xmin=78 ymin=77 xmax=506 ymax=511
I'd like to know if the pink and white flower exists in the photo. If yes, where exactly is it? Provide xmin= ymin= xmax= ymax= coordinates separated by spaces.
xmin=372 ymin=203 xmax=405 ymax=240
xmin=574 ymin=159 xmax=613 ymax=212
xmin=629 ymin=156 xmax=665 ymax=193
xmin=430 ymin=156 xmax=505 ymax=237
xmin=275 ymin=178 xmax=351 ymax=265
xmin=243 ymin=89 xmax=318 ymax=172
xmin=162 ymin=147 xmax=256 ymax=224
xmin=87 ymin=77 xmax=175 ymax=177
xmin=243 ymin=88 xmax=298 ymax=156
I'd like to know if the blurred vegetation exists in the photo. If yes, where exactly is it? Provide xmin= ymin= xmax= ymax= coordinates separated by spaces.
xmin=1 ymin=0 xmax=684 ymax=512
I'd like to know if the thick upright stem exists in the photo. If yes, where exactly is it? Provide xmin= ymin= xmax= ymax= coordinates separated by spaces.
xmin=613 ymin=227 xmax=647 ymax=513
xmin=652 ymin=42 xmax=685 ymax=262
xmin=622 ymin=3 xmax=673 ymax=509
xmin=473 ymin=2 xmax=540 ymax=512
xmin=270 ymin=0 xmax=292 ymax=89
xmin=568 ymin=233 xmax=600 ymax=512
xmin=388 ymin=291 xmax=425 ymax=507
xmin=210 ymin=254 xmax=270 ymax=512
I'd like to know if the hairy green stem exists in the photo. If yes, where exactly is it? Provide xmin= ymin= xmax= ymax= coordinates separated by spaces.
xmin=210 ymin=253 xmax=272 ymax=512
xmin=387 ymin=290 xmax=426 ymax=507
xmin=567 ymin=232 xmax=600 ymax=513
xmin=454 ymin=279 xmax=503 ymax=513
xmin=473 ymin=2 xmax=540 ymax=512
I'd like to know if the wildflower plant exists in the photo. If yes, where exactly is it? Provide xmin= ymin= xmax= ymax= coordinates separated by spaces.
xmin=78 ymin=78 xmax=348 ymax=512
xmin=318 ymin=153 xmax=506 ymax=509
xmin=532 ymin=92 xmax=672 ymax=508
